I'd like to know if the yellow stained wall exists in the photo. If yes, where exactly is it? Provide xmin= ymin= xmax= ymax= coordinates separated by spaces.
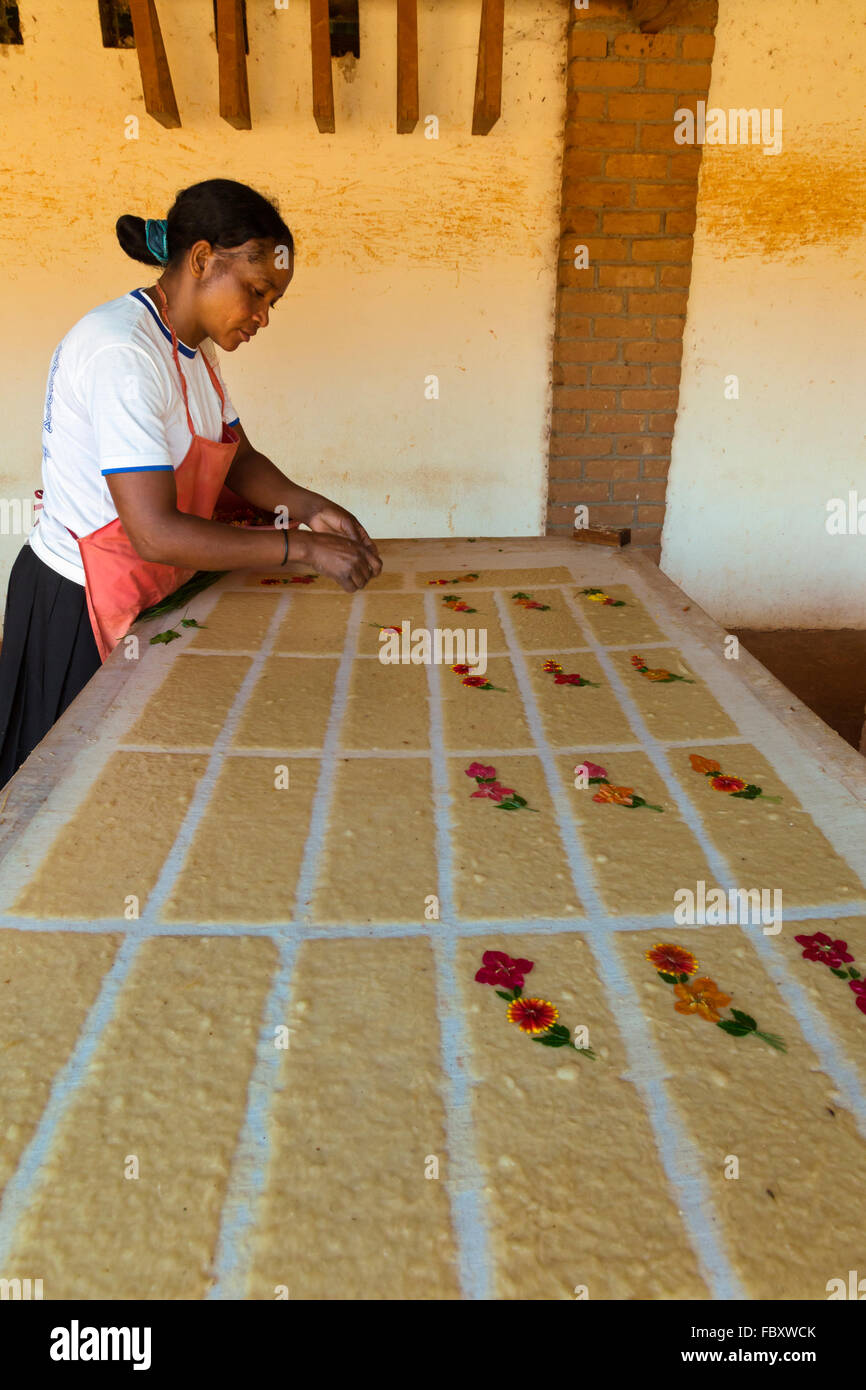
xmin=0 ymin=0 xmax=569 ymax=600
xmin=661 ymin=0 xmax=866 ymax=628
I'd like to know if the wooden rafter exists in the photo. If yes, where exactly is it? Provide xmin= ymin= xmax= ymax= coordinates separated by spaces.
xmin=472 ymin=0 xmax=504 ymax=135
xmin=630 ymin=0 xmax=693 ymax=32
xmin=128 ymin=0 xmax=180 ymax=128
xmin=216 ymin=0 xmax=251 ymax=129
xmin=310 ymin=0 xmax=336 ymax=133
xmin=396 ymin=0 xmax=419 ymax=134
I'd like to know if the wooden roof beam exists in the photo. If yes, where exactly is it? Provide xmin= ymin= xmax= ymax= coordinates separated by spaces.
xmin=472 ymin=0 xmax=504 ymax=135
xmin=216 ymin=0 xmax=251 ymax=129
xmin=630 ymin=0 xmax=693 ymax=32
xmin=128 ymin=0 xmax=180 ymax=128
xmin=396 ymin=0 xmax=419 ymax=134
xmin=310 ymin=0 xmax=336 ymax=133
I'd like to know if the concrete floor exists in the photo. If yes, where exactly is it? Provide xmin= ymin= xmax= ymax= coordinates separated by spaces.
xmin=734 ymin=629 xmax=866 ymax=753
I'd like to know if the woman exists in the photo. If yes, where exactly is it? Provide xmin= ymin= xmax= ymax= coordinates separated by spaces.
xmin=0 ymin=178 xmax=381 ymax=787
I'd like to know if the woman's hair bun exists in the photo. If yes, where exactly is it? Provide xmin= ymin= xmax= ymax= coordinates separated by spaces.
xmin=115 ymin=214 xmax=164 ymax=267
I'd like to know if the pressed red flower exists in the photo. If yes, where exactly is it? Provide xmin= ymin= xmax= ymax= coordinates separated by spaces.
xmin=710 ymin=775 xmax=747 ymax=793
xmin=631 ymin=655 xmax=645 ymax=667
xmin=507 ymin=997 xmax=558 ymax=1034
xmin=554 ymin=673 xmax=583 ymax=685
xmin=452 ymin=663 xmax=472 ymax=674
xmin=475 ymin=949 xmax=534 ymax=989
xmin=603 ymin=597 xmax=615 ymax=605
xmin=645 ymin=943 xmax=699 ymax=976
xmin=487 ymin=783 xmax=516 ymax=801
xmin=795 ymin=932 xmax=855 ymax=968
xmin=466 ymin=762 xmax=496 ymax=780
xmin=575 ymin=760 xmax=607 ymax=780
xmin=850 ymin=980 xmax=866 ymax=1014
xmin=543 ymin=659 xmax=563 ymax=672
xmin=462 ymin=675 xmax=489 ymax=687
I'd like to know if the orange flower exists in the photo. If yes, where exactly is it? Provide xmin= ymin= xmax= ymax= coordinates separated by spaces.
xmin=689 ymin=755 xmax=721 ymax=774
xmin=673 ymin=976 xmax=732 ymax=1022
xmin=645 ymin=668 xmax=673 ymax=681
xmin=592 ymin=783 xmax=635 ymax=806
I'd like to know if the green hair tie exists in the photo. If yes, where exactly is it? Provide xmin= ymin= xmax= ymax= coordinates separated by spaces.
xmin=144 ymin=218 xmax=169 ymax=265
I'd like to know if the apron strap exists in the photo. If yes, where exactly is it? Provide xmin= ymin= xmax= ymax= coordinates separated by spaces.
xmin=154 ymin=282 xmax=226 ymax=437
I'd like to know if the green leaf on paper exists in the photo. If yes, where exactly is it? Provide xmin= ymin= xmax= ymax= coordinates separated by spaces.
xmin=716 ymin=1020 xmax=751 ymax=1037
xmin=730 ymin=1009 xmax=757 ymax=1030
xmin=150 ymin=628 xmax=181 ymax=645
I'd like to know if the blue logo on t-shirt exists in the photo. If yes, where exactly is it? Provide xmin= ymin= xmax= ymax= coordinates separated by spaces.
xmin=42 ymin=342 xmax=63 ymax=435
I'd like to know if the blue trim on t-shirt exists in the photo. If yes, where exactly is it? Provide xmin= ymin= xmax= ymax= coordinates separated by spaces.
xmin=101 ymin=464 xmax=175 ymax=475
xmin=129 ymin=288 xmax=197 ymax=358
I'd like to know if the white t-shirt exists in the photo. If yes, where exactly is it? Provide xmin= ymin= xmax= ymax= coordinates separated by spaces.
xmin=28 ymin=287 xmax=240 ymax=585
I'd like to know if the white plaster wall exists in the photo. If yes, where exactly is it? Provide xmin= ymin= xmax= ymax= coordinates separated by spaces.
xmin=0 ymin=0 xmax=569 ymax=601
xmin=661 ymin=0 xmax=866 ymax=628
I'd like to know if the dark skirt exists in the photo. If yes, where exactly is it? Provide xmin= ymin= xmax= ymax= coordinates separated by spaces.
xmin=0 ymin=541 xmax=101 ymax=789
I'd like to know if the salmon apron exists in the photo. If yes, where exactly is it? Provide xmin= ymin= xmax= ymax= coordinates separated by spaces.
xmin=68 ymin=283 xmax=243 ymax=662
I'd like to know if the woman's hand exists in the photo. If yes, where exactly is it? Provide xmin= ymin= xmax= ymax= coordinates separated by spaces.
xmin=304 ymin=494 xmax=381 ymax=560
xmin=300 ymin=531 xmax=382 ymax=592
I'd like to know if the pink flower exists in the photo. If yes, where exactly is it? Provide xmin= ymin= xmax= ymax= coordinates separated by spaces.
xmin=466 ymin=762 xmax=496 ymax=780
xmin=575 ymin=761 xmax=606 ymax=780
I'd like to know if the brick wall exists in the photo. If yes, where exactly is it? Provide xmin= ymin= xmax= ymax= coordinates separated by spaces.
xmin=547 ymin=0 xmax=719 ymax=561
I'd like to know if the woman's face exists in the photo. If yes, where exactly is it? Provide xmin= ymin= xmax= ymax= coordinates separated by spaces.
xmin=200 ymin=239 xmax=294 ymax=350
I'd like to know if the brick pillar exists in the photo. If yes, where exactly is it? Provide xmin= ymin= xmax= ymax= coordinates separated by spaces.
xmin=546 ymin=0 xmax=718 ymax=562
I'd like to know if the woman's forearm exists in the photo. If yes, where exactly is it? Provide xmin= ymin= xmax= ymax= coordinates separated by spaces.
xmin=224 ymin=449 xmax=323 ymax=523
xmin=138 ymin=511 xmax=311 ymax=571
